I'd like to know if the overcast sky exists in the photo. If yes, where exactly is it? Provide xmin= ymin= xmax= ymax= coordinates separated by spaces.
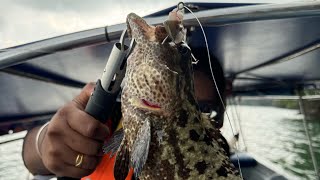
xmin=0 ymin=0 xmax=314 ymax=49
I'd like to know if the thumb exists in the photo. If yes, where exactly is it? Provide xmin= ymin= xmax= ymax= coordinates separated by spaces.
xmin=72 ymin=82 xmax=96 ymax=110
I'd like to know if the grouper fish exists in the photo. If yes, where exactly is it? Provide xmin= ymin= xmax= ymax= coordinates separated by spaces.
xmin=104 ymin=11 xmax=241 ymax=180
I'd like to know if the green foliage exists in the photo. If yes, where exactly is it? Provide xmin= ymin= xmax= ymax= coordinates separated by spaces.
xmin=272 ymin=100 xmax=299 ymax=109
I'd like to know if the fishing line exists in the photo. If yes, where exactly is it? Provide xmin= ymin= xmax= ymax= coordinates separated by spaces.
xmin=232 ymin=97 xmax=248 ymax=151
xmin=183 ymin=4 xmax=244 ymax=178
xmin=229 ymin=96 xmax=247 ymax=152
xmin=228 ymin=98 xmax=239 ymax=134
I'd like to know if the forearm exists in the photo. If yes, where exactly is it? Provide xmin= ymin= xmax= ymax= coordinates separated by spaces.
xmin=22 ymin=126 xmax=52 ymax=175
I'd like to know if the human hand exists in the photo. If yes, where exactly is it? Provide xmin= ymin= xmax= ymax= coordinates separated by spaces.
xmin=40 ymin=83 xmax=110 ymax=178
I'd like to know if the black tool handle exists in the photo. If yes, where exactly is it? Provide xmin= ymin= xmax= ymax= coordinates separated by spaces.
xmin=85 ymin=79 xmax=118 ymax=123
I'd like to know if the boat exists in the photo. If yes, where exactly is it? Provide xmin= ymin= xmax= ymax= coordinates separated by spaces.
xmin=1 ymin=2 xmax=319 ymax=180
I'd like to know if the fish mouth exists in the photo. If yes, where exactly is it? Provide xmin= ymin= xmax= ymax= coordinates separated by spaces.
xmin=126 ymin=13 xmax=168 ymax=43
xmin=126 ymin=13 xmax=146 ymax=25
xmin=126 ymin=13 xmax=151 ymax=39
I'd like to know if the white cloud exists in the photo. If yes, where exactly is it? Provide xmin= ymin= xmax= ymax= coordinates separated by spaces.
xmin=0 ymin=0 xmax=178 ymax=49
xmin=0 ymin=0 xmax=311 ymax=49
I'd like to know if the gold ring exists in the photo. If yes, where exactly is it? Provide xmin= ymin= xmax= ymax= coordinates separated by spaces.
xmin=75 ymin=154 xmax=84 ymax=167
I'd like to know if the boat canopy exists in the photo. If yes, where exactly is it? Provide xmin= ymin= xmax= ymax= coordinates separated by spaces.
xmin=0 ymin=2 xmax=320 ymax=130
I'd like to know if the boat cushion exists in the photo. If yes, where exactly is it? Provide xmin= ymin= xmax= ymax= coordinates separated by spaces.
xmin=230 ymin=153 xmax=257 ymax=168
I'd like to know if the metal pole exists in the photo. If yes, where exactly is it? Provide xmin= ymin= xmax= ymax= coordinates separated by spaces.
xmin=0 ymin=28 xmax=107 ymax=70
xmin=1 ymin=63 xmax=86 ymax=88
xmin=297 ymin=88 xmax=320 ymax=180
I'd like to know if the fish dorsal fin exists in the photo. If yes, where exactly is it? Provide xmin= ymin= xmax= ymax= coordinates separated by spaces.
xmin=113 ymin=119 xmax=151 ymax=180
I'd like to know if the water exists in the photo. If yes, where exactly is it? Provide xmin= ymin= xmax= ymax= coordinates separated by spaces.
xmin=0 ymin=131 xmax=29 ymax=180
xmin=221 ymin=105 xmax=320 ymax=180
xmin=0 ymin=106 xmax=319 ymax=179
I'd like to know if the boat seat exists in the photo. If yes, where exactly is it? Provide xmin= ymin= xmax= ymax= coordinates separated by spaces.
xmin=230 ymin=152 xmax=257 ymax=168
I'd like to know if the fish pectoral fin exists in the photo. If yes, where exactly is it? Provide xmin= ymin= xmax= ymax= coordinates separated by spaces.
xmin=114 ymin=139 xmax=130 ymax=180
xmin=113 ymin=119 xmax=151 ymax=180
xmin=103 ymin=129 xmax=124 ymax=157
xmin=131 ymin=119 xmax=151 ymax=179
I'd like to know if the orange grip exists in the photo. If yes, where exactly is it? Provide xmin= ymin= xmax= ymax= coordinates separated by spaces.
xmin=82 ymin=153 xmax=133 ymax=180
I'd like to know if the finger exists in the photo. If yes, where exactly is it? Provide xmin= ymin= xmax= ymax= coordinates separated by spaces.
xmin=63 ymin=121 xmax=104 ymax=156
xmin=42 ymin=133 xmax=96 ymax=177
xmin=42 ymin=117 xmax=102 ymax=177
xmin=61 ymin=144 xmax=101 ymax=171
xmin=66 ymin=108 xmax=110 ymax=141
xmin=72 ymin=82 xmax=96 ymax=110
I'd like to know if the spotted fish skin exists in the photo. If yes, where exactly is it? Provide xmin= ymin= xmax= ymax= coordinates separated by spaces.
xmin=113 ymin=12 xmax=240 ymax=180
